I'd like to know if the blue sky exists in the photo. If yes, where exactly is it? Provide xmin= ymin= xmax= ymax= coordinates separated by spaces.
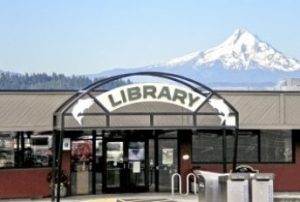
xmin=0 ymin=0 xmax=299 ymax=75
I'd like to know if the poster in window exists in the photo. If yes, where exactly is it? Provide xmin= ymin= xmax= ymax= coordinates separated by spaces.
xmin=133 ymin=161 xmax=141 ymax=173
xmin=128 ymin=142 xmax=145 ymax=161
xmin=129 ymin=148 xmax=144 ymax=160
xmin=162 ymin=148 xmax=174 ymax=165
xmin=63 ymin=138 xmax=71 ymax=151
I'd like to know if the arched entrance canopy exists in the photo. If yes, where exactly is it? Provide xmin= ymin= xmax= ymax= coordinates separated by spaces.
xmin=52 ymin=72 xmax=239 ymax=202
xmin=54 ymin=71 xmax=239 ymax=130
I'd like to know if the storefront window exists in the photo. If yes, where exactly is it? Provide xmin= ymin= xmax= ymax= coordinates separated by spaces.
xmin=192 ymin=130 xmax=292 ymax=163
xmin=71 ymin=140 xmax=93 ymax=166
xmin=192 ymin=132 xmax=223 ymax=163
xmin=0 ymin=134 xmax=14 ymax=168
xmin=71 ymin=139 xmax=93 ymax=194
xmin=226 ymin=131 xmax=258 ymax=163
xmin=0 ymin=132 xmax=53 ymax=168
xmin=260 ymin=130 xmax=292 ymax=162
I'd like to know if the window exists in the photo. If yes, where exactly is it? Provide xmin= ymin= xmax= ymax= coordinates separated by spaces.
xmin=0 ymin=132 xmax=53 ymax=168
xmin=192 ymin=131 xmax=223 ymax=163
xmin=192 ymin=130 xmax=293 ymax=163
xmin=30 ymin=135 xmax=52 ymax=167
xmin=31 ymin=137 xmax=49 ymax=146
xmin=226 ymin=131 xmax=258 ymax=163
xmin=0 ymin=134 xmax=14 ymax=168
xmin=260 ymin=130 xmax=292 ymax=162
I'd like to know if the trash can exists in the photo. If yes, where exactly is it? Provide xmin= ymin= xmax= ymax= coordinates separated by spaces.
xmin=219 ymin=173 xmax=250 ymax=202
xmin=194 ymin=170 xmax=228 ymax=202
xmin=251 ymin=173 xmax=274 ymax=202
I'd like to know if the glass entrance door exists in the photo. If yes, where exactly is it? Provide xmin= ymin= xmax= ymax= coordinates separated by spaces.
xmin=103 ymin=139 xmax=148 ymax=193
xmin=127 ymin=141 xmax=147 ymax=191
xmin=158 ymin=131 xmax=178 ymax=192
xmin=103 ymin=141 xmax=124 ymax=192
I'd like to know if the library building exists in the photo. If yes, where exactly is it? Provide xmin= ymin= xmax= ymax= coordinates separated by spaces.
xmin=0 ymin=72 xmax=299 ymax=200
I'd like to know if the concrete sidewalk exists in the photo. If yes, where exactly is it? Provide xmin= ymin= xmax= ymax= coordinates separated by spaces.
xmin=64 ymin=193 xmax=198 ymax=202
xmin=70 ymin=192 xmax=300 ymax=202
xmin=274 ymin=192 xmax=300 ymax=202
xmin=2 ymin=192 xmax=300 ymax=202
xmin=0 ymin=193 xmax=197 ymax=202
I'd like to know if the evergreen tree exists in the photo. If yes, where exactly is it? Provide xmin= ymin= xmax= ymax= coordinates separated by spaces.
xmin=0 ymin=73 xmax=131 ymax=90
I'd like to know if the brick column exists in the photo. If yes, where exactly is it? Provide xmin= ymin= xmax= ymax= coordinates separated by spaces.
xmin=178 ymin=130 xmax=192 ymax=193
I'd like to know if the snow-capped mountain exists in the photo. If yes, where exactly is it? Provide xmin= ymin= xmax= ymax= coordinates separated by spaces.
xmin=164 ymin=29 xmax=300 ymax=71
xmin=91 ymin=29 xmax=300 ymax=89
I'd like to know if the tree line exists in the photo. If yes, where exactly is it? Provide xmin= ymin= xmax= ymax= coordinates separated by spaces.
xmin=0 ymin=72 xmax=131 ymax=90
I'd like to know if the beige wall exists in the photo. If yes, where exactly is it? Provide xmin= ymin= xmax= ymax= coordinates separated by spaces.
xmin=0 ymin=91 xmax=300 ymax=131
xmin=220 ymin=92 xmax=300 ymax=129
